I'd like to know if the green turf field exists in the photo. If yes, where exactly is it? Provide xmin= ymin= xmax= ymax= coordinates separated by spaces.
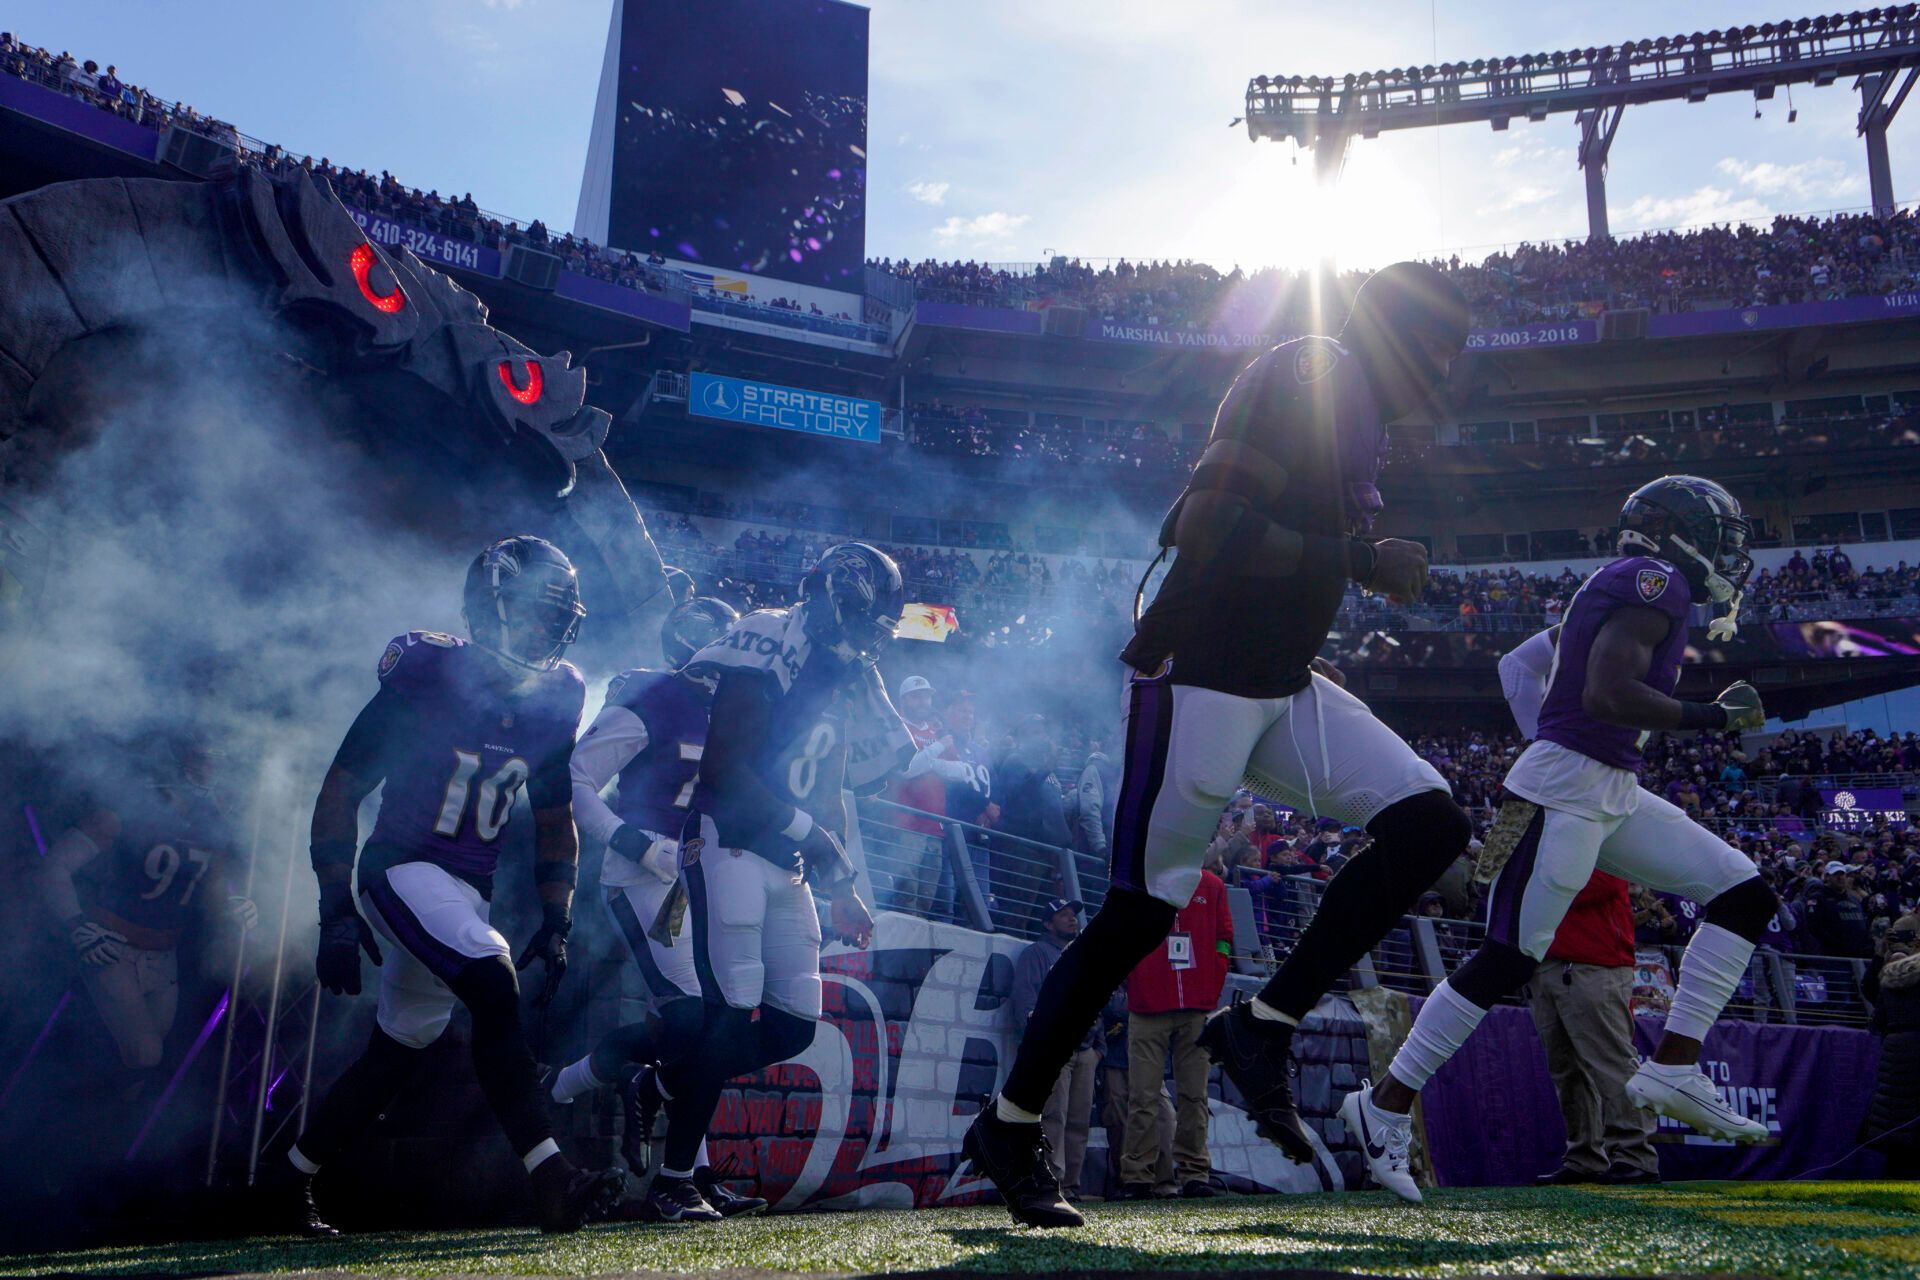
xmin=8 ymin=1182 xmax=1919 ymax=1278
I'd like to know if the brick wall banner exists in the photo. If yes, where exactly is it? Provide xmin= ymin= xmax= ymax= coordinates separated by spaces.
xmin=703 ymin=913 xmax=1353 ymax=1210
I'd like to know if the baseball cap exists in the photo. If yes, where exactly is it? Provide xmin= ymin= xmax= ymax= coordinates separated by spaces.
xmin=899 ymin=675 xmax=933 ymax=696
xmin=1823 ymin=860 xmax=1850 ymax=875
xmin=1042 ymin=896 xmax=1085 ymax=918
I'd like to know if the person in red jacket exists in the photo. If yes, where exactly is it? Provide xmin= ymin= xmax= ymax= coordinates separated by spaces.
xmin=1529 ymin=869 xmax=1660 ymax=1185
xmin=1120 ymin=866 xmax=1233 ymax=1199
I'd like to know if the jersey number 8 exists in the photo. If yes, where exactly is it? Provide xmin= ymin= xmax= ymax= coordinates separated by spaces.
xmin=787 ymin=723 xmax=838 ymax=800
xmin=435 ymin=750 xmax=530 ymax=842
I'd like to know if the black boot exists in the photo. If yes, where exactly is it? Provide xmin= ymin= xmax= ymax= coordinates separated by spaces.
xmin=531 ymin=1157 xmax=626 ymax=1234
xmin=1197 ymin=1003 xmax=1314 ymax=1163
xmin=960 ymin=1109 xmax=1082 ymax=1228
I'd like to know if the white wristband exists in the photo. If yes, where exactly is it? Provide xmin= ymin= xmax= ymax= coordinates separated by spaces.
xmin=781 ymin=809 xmax=814 ymax=841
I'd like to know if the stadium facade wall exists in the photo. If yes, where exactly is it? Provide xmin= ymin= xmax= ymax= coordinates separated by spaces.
xmin=693 ymin=911 xmax=1355 ymax=1207
xmin=680 ymin=912 xmax=1885 ymax=1207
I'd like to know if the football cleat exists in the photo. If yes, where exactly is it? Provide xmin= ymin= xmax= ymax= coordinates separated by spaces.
xmin=1339 ymin=1082 xmax=1421 ymax=1204
xmin=1626 ymin=1061 xmax=1769 ymax=1144
xmin=1196 ymin=1003 xmax=1316 ymax=1163
xmin=695 ymin=1163 xmax=768 ymax=1217
xmin=621 ymin=1067 xmax=661 ymax=1175
xmin=532 ymin=1162 xmax=626 ymax=1234
xmin=644 ymin=1175 xmax=723 ymax=1223
xmin=288 ymin=1173 xmax=338 ymax=1238
xmin=960 ymin=1108 xmax=1083 ymax=1228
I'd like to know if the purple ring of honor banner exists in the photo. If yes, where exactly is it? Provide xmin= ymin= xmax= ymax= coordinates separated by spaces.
xmin=1419 ymin=1002 xmax=1886 ymax=1185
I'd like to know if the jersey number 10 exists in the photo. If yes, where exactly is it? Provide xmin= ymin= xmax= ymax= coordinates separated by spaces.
xmin=435 ymin=750 xmax=530 ymax=842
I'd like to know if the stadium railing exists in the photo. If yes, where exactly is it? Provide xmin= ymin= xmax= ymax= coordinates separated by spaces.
xmin=848 ymin=795 xmax=1878 ymax=1026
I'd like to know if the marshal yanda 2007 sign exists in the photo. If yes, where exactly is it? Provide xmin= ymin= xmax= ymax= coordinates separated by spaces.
xmin=690 ymin=373 xmax=881 ymax=444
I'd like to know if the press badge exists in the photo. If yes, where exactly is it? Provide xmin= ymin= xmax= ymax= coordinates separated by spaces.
xmin=1167 ymin=932 xmax=1194 ymax=970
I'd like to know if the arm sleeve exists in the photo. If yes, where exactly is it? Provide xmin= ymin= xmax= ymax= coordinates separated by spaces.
xmin=1499 ymin=626 xmax=1558 ymax=739
xmin=330 ymin=685 xmax=419 ymax=783
xmin=903 ymin=741 xmax=972 ymax=782
xmin=41 ymin=825 xmax=105 ymax=923
xmin=569 ymin=704 xmax=650 ymax=850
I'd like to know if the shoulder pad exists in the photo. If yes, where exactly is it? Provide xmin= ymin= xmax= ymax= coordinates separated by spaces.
xmin=689 ymin=609 xmax=803 ymax=690
xmin=1285 ymin=336 xmax=1346 ymax=386
xmin=378 ymin=630 xmax=465 ymax=685
xmin=608 ymin=667 xmax=669 ymax=709
xmin=1604 ymin=558 xmax=1690 ymax=615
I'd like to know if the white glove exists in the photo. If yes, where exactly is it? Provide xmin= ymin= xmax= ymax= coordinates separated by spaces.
xmin=229 ymin=895 xmax=259 ymax=931
xmin=639 ymin=838 xmax=681 ymax=886
xmin=72 ymin=920 xmax=130 ymax=967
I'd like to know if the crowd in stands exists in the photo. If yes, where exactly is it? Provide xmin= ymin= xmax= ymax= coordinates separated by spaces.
xmin=10 ymin=27 xmax=1917 ymax=360
xmin=1 ymin=32 xmax=240 ymax=146
xmin=1194 ymin=726 xmax=1920 ymax=966
xmin=873 ymin=207 xmax=1920 ymax=335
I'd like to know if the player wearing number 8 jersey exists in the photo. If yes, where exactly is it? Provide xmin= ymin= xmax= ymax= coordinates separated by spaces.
xmin=637 ymin=543 xmax=911 ymax=1217
xmin=286 ymin=536 xmax=624 ymax=1236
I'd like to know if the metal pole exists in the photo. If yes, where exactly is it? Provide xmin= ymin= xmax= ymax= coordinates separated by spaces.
xmin=247 ymin=825 xmax=300 ymax=1185
xmin=295 ymin=980 xmax=322 ymax=1140
xmin=206 ymin=766 xmax=271 ymax=1186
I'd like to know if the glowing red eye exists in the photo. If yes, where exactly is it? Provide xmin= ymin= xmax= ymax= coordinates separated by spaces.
xmin=497 ymin=359 xmax=543 ymax=405
xmin=349 ymin=243 xmax=405 ymax=314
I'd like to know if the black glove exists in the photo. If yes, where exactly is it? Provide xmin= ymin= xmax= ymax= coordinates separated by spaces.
xmin=315 ymin=884 xmax=381 ymax=996
xmin=798 ymin=824 xmax=854 ymax=890
xmin=514 ymin=902 xmax=571 ymax=1008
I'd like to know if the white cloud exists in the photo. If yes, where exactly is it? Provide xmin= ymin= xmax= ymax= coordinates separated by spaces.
xmin=933 ymin=211 xmax=1031 ymax=242
xmin=1714 ymin=157 xmax=1865 ymax=203
xmin=1476 ymin=182 xmax=1565 ymax=215
xmin=907 ymin=180 xmax=950 ymax=206
xmin=1616 ymin=186 xmax=1771 ymax=232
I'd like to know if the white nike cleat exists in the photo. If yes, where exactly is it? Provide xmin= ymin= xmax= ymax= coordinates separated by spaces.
xmin=1626 ymin=1061 xmax=1769 ymax=1143
xmin=1338 ymin=1081 xmax=1422 ymax=1203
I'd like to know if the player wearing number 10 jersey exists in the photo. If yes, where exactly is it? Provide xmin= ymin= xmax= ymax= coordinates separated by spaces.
xmin=287 ymin=535 xmax=623 ymax=1236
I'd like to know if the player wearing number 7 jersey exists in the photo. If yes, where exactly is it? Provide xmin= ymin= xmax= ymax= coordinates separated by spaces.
xmin=287 ymin=535 xmax=624 ymax=1236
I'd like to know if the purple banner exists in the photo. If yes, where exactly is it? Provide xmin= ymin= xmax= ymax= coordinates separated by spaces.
xmin=344 ymin=208 xmax=500 ymax=276
xmin=1651 ymin=291 xmax=1920 ymax=338
xmin=553 ymin=271 xmax=693 ymax=332
xmin=1089 ymin=320 xmax=1285 ymax=349
xmin=1463 ymin=319 xmax=1599 ymax=351
xmin=0 ymin=73 xmax=163 ymax=160
xmin=917 ymin=293 xmax=1920 ymax=350
xmin=1421 ymin=1003 xmax=1884 ymax=1185
xmin=1818 ymin=786 xmax=1910 ymax=831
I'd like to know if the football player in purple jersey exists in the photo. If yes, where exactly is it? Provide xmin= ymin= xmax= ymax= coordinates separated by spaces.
xmin=1344 ymin=476 xmax=1777 ymax=1202
xmin=546 ymin=595 xmax=768 ymax=1221
xmin=284 ymin=536 xmax=624 ymax=1235
xmin=639 ymin=543 xmax=908 ymax=1221
xmin=39 ymin=734 xmax=253 ymax=1084
xmin=964 ymin=263 xmax=1475 ymax=1228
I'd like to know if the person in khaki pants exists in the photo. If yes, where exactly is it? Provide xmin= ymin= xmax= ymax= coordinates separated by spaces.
xmin=1530 ymin=870 xmax=1660 ymax=1185
xmin=1013 ymin=897 xmax=1100 ymax=1198
xmin=1120 ymin=866 xmax=1233 ymax=1199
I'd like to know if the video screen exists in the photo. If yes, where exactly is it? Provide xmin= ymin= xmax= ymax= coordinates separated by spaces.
xmin=608 ymin=0 xmax=869 ymax=289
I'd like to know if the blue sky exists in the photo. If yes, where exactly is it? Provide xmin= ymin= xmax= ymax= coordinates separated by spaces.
xmin=8 ymin=1 xmax=1914 ymax=271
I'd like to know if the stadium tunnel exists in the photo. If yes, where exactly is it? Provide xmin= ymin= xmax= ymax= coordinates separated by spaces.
xmin=0 ymin=166 xmax=676 ymax=674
